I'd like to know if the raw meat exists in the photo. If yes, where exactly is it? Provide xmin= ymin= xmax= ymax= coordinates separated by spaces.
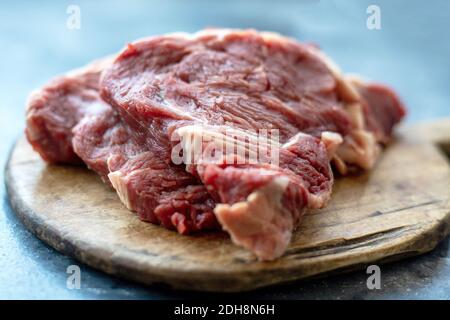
xmin=25 ymin=29 xmax=406 ymax=260
xmin=26 ymin=59 xmax=218 ymax=233
xmin=26 ymin=58 xmax=111 ymax=165
xmin=100 ymin=29 xmax=405 ymax=259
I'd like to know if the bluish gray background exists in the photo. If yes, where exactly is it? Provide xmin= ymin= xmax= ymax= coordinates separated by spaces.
xmin=0 ymin=0 xmax=449 ymax=299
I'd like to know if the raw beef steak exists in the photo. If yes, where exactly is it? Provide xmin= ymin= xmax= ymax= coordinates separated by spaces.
xmin=100 ymin=29 xmax=405 ymax=259
xmin=26 ymin=58 xmax=111 ymax=165
xmin=25 ymin=29 xmax=406 ymax=260
xmin=26 ymin=59 xmax=218 ymax=233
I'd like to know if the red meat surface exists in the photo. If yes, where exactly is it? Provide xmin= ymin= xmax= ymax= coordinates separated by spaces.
xmin=26 ymin=29 xmax=406 ymax=260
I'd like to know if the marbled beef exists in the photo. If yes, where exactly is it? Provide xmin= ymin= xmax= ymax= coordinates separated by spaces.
xmin=26 ymin=29 xmax=406 ymax=260
xmin=100 ymin=29 xmax=405 ymax=259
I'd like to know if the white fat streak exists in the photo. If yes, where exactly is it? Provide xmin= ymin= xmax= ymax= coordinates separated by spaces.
xmin=86 ymin=101 xmax=110 ymax=116
xmin=214 ymin=175 xmax=291 ymax=260
xmin=345 ymin=102 xmax=365 ymax=129
xmin=175 ymin=125 xmax=280 ymax=165
xmin=247 ymin=175 xmax=290 ymax=205
xmin=336 ymin=130 xmax=380 ymax=170
xmin=305 ymin=45 xmax=383 ymax=173
xmin=281 ymin=132 xmax=311 ymax=149
xmin=321 ymin=131 xmax=343 ymax=158
xmin=108 ymin=171 xmax=133 ymax=210
xmin=218 ymin=175 xmax=289 ymax=214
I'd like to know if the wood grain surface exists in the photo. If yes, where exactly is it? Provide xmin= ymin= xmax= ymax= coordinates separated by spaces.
xmin=5 ymin=119 xmax=450 ymax=292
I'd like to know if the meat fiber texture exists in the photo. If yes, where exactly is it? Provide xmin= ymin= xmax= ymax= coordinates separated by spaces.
xmin=25 ymin=29 xmax=406 ymax=260
xmin=26 ymin=58 xmax=218 ymax=234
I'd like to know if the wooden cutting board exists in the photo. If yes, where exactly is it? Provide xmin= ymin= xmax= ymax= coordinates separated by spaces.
xmin=5 ymin=119 xmax=450 ymax=292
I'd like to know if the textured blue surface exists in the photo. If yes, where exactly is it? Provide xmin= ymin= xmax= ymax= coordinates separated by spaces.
xmin=0 ymin=0 xmax=449 ymax=299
